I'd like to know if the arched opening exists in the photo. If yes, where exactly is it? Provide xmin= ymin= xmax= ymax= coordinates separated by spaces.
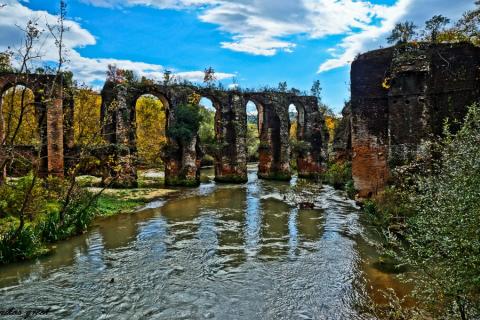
xmin=289 ymin=103 xmax=306 ymax=172
xmin=70 ymin=88 xmax=104 ymax=178
xmin=246 ymin=100 xmax=261 ymax=163
xmin=1 ymin=85 xmax=40 ymax=176
xmin=73 ymin=88 xmax=102 ymax=147
xmin=134 ymin=94 xmax=167 ymax=172
xmin=198 ymin=97 xmax=216 ymax=169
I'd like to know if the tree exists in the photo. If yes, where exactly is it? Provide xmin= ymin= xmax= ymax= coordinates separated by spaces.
xmin=163 ymin=70 xmax=172 ymax=85
xmin=278 ymin=81 xmax=287 ymax=92
xmin=198 ymin=106 xmax=216 ymax=159
xmin=246 ymin=123 xmax=259 ymax=161
xmin=73 ymin=88 xmax=103 ymax=147
xmin=425 ymin=15 xmax=450 ymax=42
xmin=455 ymin=3 xmax=480 ymax=44
xmin=203 ymin=67 xmax=216 ymax=86
xmin=387 ymin=21 xmax=417 ymax=44
xmin=167 ymin=104 xmax=202 ymax=145
xmin=135 ymin=95 xmax=166 ymax=167
xmin=310 ymin=80 xmax=322 ymax=103
xmin=106 ymin=64 xmax=125 ymax=83
xmin=0 ymin=51 xmax=13 ymax=73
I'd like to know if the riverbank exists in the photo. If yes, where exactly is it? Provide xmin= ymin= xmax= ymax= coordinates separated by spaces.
xmin=0 ymin=170 xmax=178 ymax=265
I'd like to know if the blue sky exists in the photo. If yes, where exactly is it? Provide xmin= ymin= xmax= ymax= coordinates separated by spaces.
xmin=0 ymin=0 xmax=475 ymax=112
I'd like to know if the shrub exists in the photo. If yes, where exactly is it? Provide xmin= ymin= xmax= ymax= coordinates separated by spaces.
xmin=374 ymin=105 xmax=480 ymax=318
xmin=323 ymin=161 xmax=352 ymax=189
xmin=290 ymin=140 xmax=311 ymax=156
xmin=345 ymin=180 xmax=356 ymax=199
xmin=0 ymin=174 xmax=47 ymax=220
xmin=0 ymin=224 xmax=43 ymax=264
xmin=0 ymin=176 xmax=98 ymax=263
xmin=167 ymin=104 xmax=202 ymax=145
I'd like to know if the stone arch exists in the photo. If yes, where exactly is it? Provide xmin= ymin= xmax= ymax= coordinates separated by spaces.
xmin=289 ymin=96 xmax=327 ymax=178
xmin=0 ymin=85 xmax=39 ymax=176
xmin=288 ymin=102 xmax=306 ymax=140
xmin=245 ymin=94 xmax=290 ymax=181
xmin=198 ymin=90 xmax=247 ymax=183
xmin=133 ymin=93 xmax=167 ymax=169
xmin=98 ymin=81 xmax=326 ymax=187
xmin=0 ymin=74 xmax=65 ymax=180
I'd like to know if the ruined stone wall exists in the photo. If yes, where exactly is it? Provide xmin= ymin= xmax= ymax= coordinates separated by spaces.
xmin=247 ymin=93 xmax=292 ymax=180
xmin=350 ymin=47 xmax=393 ymax=197
xmin=199 ymin=89 xmax=248 ymax=183
xmin=350 ymin=43 xmax=480 ymax=197
xmin=100 ymin=82 xmax=329 ymax=187
xmin=332 ymin=103 xmax=352 ymax=162
xmin=0 ymin=73 xmax=65 ymax=180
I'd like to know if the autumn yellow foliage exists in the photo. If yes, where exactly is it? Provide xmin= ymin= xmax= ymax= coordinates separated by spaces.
xmin=290 ymin=121 xmax=298 ymax=141
xmin=135 ymin=95 xmax=166 ymax=167
xmin=1 ymin=86 xmax=39 ymax=146
xmin=74 ymin=89 xmax=103 ymax=146
xmin=325 ymin=116 xmax=338 ymax=143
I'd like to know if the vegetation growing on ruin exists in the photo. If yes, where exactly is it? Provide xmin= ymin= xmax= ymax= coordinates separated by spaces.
xmin=388 ymin=2 xmax=480 ymax=46
xmin=366 ymin=105 xmax=480 ymax=319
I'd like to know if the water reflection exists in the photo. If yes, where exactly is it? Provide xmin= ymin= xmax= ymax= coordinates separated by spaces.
xmin=0 ymin=166 xmax=409 ymax=319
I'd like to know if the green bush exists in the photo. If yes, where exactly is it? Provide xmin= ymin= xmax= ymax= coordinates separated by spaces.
xmin=37 ymin=187 xmax=94 ymax=242
xmin=345 ymin=180 xmax=356 ymax=199
xmin=372 ymin=105 xmax=480 ymax=318
xmin=291 ymin=140 xmax=311 ymax=156
xmin=0 ymin=224 xmax=43 ymax=264
xmin=167 ymin=104 xmax=202 ymax=145
xmin=323 ymin=161 xmax=352 ymax=190
xmin=0 ymin=174 xmax=47 ymax=220
xmin=0 ymin=176 xmax=98 ymax=264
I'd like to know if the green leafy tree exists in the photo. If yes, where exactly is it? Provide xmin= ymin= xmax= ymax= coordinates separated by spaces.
xmin=278 ymin=81 xmax=288 ymax=92
xmin=198 ymin=106 xmax=216 ymax=154
xmin=455 ymin=2 xmax=480 ymax=44
xmin=310 ymin=80 xmax=322 ymax=103
xmin=387 ymin=21 xmax=418 ymax=44
xmin=203 ymin=67 xmax=216 ymax=86
xmin=163 ymin=70 xmax=172 ymax=85
xmin=425 ymin=15 xmax=450 ymax=42
xmin=167 ymin=104 xmax=202 ymax=145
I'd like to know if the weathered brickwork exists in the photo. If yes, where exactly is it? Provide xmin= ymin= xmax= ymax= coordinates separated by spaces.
xmin=101 ymin=82 xmax=329 ymax=187
xmin=0 ymin=73 xmax=65 ymax=181
xmin=0 ymin=71 xmax=329 ymax=187
xmin=349 ymin=43 xmax=480 ymax=197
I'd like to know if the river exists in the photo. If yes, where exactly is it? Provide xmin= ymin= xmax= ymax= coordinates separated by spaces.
xmin=0 ymin=165 xmax=408 ymax=319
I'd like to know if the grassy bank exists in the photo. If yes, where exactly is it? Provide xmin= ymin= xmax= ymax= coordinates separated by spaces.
xmin=0 ymin=171 xmax=176 ymax=265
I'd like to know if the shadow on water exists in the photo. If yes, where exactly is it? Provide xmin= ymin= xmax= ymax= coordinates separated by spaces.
xmin=0 ymin=165 xmax=411 ymax=319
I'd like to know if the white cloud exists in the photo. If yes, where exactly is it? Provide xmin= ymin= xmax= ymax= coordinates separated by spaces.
xmin=318 ymin=0 xmax=476 ymax=72
xmin=0 ymin=0 xmax=234 ymax=85
xmin=81 ymin=0 xmax=478 ymax=71
xmin=174 ymin=70 xmax=235 ymax=82
xmin=81 ymin=0 xmax=394 ymax=56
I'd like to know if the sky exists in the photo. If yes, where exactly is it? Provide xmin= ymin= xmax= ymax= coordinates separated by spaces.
xmin=0 ymin=0 xmax=476 ymax=112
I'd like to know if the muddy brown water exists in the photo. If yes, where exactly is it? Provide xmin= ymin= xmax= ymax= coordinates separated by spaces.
xmin=0 ymin=166 xmax=409 ymax=319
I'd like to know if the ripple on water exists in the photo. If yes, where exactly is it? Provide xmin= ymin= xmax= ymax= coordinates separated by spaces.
xmin=0 ymin=170 xmax=384 ymax=319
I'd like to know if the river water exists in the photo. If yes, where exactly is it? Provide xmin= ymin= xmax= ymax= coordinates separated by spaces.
xmin=0 ymin=166 xmax=407 ymax=319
